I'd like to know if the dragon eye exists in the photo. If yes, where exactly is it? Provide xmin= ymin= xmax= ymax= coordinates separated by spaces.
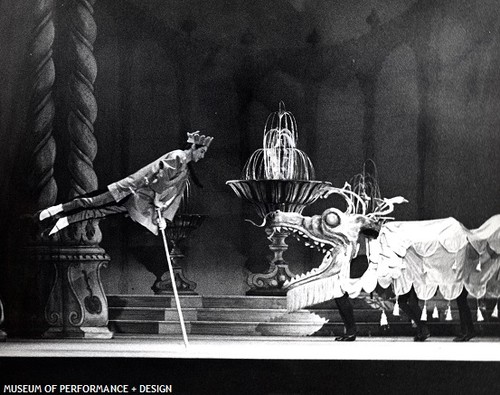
xmin=324 ymin=212 xmax=340 ymax=227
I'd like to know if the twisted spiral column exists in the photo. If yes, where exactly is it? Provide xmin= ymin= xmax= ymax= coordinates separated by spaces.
xmin=66 ymin=0 xmax=98 ymax=198
xmin=38 ymin=0 xmax=111 ymax=338
xmin=28 ymin=0 xmax=57 ymax=209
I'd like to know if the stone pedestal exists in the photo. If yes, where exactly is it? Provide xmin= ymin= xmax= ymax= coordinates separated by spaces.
xmin=246 ymin=227 xmax=295 ymax=296
xmin=152 ymin=242 xmax=198 ymax=295
xmin=132 ymin=214 xmax=205 ymax=295
xmin=32 ymin=245 xmax=113 ymax=339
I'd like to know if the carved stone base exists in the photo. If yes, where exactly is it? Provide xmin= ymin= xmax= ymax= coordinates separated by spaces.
xmin=246 ymin=262 xmax=295 ymax=296
xmin=29 ymin=245 xmax=113 ymax=339
xmin=152 ymin=267 xmax=198 ymax=295
xmin=246 ymin=227 xmax=295 ymax=295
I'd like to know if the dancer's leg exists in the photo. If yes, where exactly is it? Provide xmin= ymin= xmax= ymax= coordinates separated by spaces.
xmin=39 ymin=190 xmax=114 ymax=220
xmin=61 ymin=190 xmax=115 ymax=212
xmin=48 ymin=204 xmax=127 ymax=235
xmin=454 ymin=288 xmax=476 ymax=342
xmin=334 ymin=293 xmax=357 ymax=340
xmin=398 ymin=287 xmax=430 ymax=341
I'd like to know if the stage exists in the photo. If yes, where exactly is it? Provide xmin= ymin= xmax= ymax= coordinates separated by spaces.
xmin=1 ymin=335 xmax=500 ymax=360
xmin=2 ymin=336 xmax=500 ymax=394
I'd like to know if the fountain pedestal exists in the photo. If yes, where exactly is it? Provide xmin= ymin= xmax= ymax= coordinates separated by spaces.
xmin=133 ymin=214 xmax=205 ymax=295
xmin=152 ymin=239 xmax=198 ymax=295
xmin=246 ymin=227 xmax=294 ymax=295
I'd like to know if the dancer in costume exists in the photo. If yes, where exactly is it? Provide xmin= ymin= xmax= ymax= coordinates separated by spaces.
xmin=38 ymin=131 xmax=213 ymax=235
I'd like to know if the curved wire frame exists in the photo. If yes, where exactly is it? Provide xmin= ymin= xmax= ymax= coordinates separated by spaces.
xmin=321 ymin=161 xmax=407 ymax=221
xmin=349 ymin=159 xmax=382 ymax=215
xmin=242 ymin=101 xmax=315 ymax=180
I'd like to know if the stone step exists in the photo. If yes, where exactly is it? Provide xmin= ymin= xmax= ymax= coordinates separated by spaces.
xmin=108 ymin=302 xmax=498 ymax=323
xmin=108 ymin=319 xmax=500 ymax=337
xmin=201 ymin=295 xmax=287 ymax=309
xmin=107 ymin=294 xmax=500 ymax=338
xmin=108 ymin=294 xmax=499 ymax=311
xmin=108 ymin=305 xmax=498 ymax=325
xmin=107 ymin=294 xmax=202 ymax=308
xmin=109 ymin=320 xmax=192 ymax=335
xmin=109 ymin=307 xmax=198 ymax=321
xmin=194 ymin=308 xmax=454 ymax=323
xmin=108 ymin=294 xmax=288 ymax=309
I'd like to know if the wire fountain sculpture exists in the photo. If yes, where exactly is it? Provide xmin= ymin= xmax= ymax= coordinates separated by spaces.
xmin=227 ymin=102 xmax=332 ymax=294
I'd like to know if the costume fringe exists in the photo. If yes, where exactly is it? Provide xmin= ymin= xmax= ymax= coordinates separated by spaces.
xmin=286 ymin=275 xmax=339 ymax=312
xmin=477 ymin=304 xmax=484 ymax=322
xmin=380 ymin=310 xmax=388 ymax=326
xmin=392 ymin=298 xmax=400 ymax=316
xmin=492 ymin=301 xmax=499 ymax=318
xmin=445 ymin=304 xmax=453 ymax=321
xmin=420 ymin=301 xmax=427 ymax=321
xmin=432 ymin=305 xmax=439 ymax=319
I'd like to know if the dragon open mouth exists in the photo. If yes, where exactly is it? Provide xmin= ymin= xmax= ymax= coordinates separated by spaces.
xmin=267 ymin=210 xmax=363 ymax=311
xmin=272 ymin=225 xmax=338 ymax=255
xmin=267 ymin=208 xmax=385 ymax=312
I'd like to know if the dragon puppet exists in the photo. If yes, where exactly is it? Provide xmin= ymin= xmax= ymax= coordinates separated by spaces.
xmin=272 ymin=183 xmax=500 ymax=341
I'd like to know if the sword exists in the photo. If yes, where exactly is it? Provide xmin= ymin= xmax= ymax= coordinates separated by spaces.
xmin=156 ymin=208 xmax=189 ymax=348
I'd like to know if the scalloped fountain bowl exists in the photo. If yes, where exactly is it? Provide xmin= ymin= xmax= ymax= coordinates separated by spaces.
xmin=226 ymin=179 xmax=332 ymax=219
xmin=164 ymin=213 xmax=207 ymax=243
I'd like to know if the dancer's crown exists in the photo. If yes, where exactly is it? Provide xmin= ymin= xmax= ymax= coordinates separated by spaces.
xmin=187 ymin=131 xmax=214 ymax=147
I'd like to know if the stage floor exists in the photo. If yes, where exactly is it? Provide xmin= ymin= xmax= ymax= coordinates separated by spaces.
xmin=3 ymin=336 xmax=500 ymax=394
xmin=2 ymin=335 xmax=500 ymax=360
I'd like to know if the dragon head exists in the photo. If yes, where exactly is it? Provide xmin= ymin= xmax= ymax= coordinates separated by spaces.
xmin=272 ymin=184 xmax=405 ymax=311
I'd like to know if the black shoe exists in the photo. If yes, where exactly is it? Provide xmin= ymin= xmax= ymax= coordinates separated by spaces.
xmin=414 ymin=326 xmax=430 ymax=342
xmin=335 ymin=334 xmax=356 ymax=341
xmin=414 ymin=328 xmax=430 ymax=342
xmin=39 ymin=216 xmax=60 ymax=237
xmin=414 ymin=333 xmax=430 ymax=342
xmin=453 ymin=332 xmax=476 ymax=342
